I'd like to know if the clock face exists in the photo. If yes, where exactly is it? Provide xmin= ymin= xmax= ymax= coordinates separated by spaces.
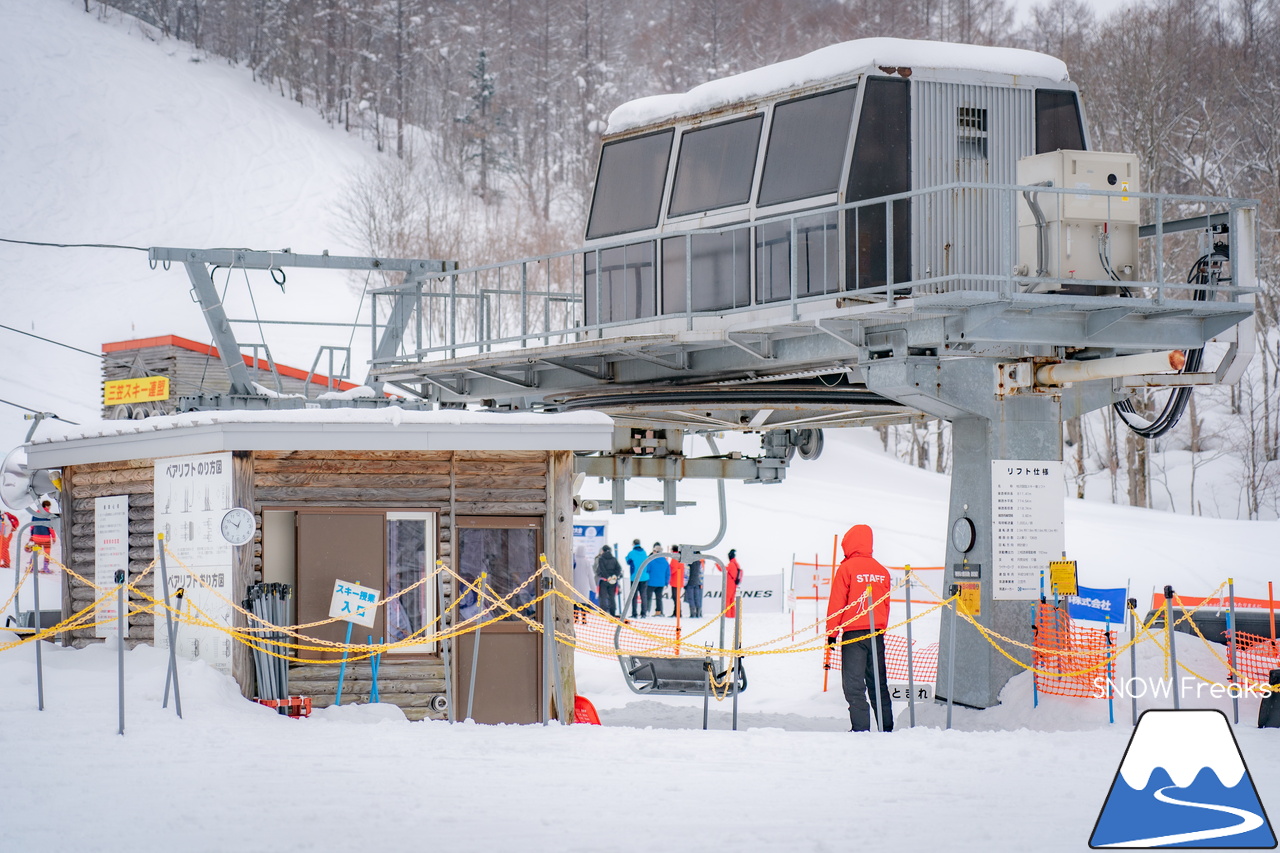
xmin=951 ymin=516 xmax=976 ymax=553
xmin=220 ymin=507 xmax=255 ymax=546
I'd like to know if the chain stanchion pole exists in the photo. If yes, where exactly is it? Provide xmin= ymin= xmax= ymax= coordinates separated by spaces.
xmin=731 ymin=596 xmax=742 ymax=732
xmin=1165 ymin=585 xmax=1180 ymax=710
xmin=541 ymin=564 xmax=553 ymax=725
xmin=1229 ymin=579 xmax=1239 ymax=725
xmin=116 ymin=569 xmax=126 ymax=736
xmin=1128 ymin=598 xmax=1139 ymax=726
xmin=163 ymin=589 xmax=185 ymax=708
xmin=334 ymin=620 xmax=354 ymax=706
xmin=904 ymin=566 xmax=916 ymax=728
xmin=1105 ymin=615 xmax=1114 ymax=725
xmin=946 ymin=584 xmax=958 ymax=730
xmin=156 ymin=535 xmax=182 ymax=718
xmin=867 ymin=585 xmax=886 ymax=733
xmin=702 ymin=646 xmax=711 ymax=731
xmin=1031 ymin=604 xmax=1039 ymax=709
xmin=466 ymin=572 xmax=487 ymax=722
xmin=32 ymin=547 xmax=44 ymax=711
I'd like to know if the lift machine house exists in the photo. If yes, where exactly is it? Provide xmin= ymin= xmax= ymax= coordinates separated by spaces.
xmin=11 ymin=37 xmax=1261 ymax=712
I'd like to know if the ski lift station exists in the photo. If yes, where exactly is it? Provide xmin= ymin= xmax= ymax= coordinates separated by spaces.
xmin=3 ymin=38 xmax=1261 ymax=716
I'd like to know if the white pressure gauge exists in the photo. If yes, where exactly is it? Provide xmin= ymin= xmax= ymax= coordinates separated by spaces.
xmin=220 ymin=507 xmax=256 ymax=546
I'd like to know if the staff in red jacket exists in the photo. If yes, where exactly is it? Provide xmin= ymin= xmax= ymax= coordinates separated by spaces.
xmin=826 ymin=524 xmax=894 ymax=732
xmin=724 ymin=549 xmax=743 ymax=617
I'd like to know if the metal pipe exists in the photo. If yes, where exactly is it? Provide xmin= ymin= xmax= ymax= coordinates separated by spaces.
xmin=117 ymin=570 xmax=126 ymax=735
xmin=702 ymin=648 xmax=711 ymax=731
xmin=156 ymin=535 xmax=182 ymax=718
xmin=163 ymin=590 xmax=185 ymax=706
xmin=1229 ymin=580 xmax=1239 ymax=725
xmin=1165 ymin=585 xmax=1180 ymax=710
xmin=32 ymin=545 xmax=43 ymax=711
xmin=946 ymin=584 xmax=958 ymax=730
xmin=335 ymin=620 xmax=354 ymax=706
xmin=904 ymin=567 xmax=915 ymax=728
xmin=542 ymin=567 xmax=553 ymax=725
xmin=731 ymin=597 xmax=742 ymax=732
xmin=466 ymin=573 xmax=486 ymax=722
xmin=1036 ymin=350 xmax=1185 ymax=387
xmin=1128 ymin=598 xmax=1139 ymax=726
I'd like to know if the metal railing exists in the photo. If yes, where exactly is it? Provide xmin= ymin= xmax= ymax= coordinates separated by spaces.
xmin=368 ymin=183 xmax=1258 ymax=368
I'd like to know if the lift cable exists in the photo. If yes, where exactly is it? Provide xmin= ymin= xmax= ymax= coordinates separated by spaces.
xmin=0 ymin=397 xmax=79 ymax=425
xmin=0 ymin=323 xmax=210 ymax=396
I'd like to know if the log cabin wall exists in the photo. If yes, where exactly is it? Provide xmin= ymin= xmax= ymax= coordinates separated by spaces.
xmin=60 ymin=447 xmax=573 ymax=722
xmin=64 ymin=457 xmax=158 ymax=650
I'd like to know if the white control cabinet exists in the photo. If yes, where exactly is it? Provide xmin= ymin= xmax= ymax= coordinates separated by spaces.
xmin=1017 ymin=150 xmax=1140 ymax=293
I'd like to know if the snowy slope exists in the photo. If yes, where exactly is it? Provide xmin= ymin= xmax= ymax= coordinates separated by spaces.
xmin=0 ymin=0 xmax=380 ymax=454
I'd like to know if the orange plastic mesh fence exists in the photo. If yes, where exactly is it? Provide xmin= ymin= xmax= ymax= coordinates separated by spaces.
xmin=572 ymin=609 xmax=685 ymax=658
xmin=1033 ymin=603 xmax=1114 ymax=698
xmin=1231 ymin=631 xmax=1280 ymax=686
xmin=824 ymin=633 xmax=940 ymax=682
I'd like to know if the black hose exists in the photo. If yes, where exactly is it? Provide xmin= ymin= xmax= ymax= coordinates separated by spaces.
xmin=1113 ymin=249 xmax=1226 ymax=438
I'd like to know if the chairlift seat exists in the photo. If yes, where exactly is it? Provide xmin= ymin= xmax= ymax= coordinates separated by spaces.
xmin=622 ymin=654 xmax=746 ymax=696
xmin=4 ymin=609 xmax=62 ymax=640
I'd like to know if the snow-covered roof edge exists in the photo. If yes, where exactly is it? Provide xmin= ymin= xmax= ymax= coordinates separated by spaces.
xmin=607 ymin=38 xmax=1070 ymax=134
xmin=24 ymin=407 xmax=614 ymax=468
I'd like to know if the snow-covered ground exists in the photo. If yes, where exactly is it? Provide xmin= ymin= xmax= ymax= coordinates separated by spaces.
xmin=4 ymin=3 xmax=1280 ymax=851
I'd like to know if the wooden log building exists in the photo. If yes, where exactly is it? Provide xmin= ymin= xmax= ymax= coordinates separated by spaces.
xmin=25 ymin=409 xmax=613 ymax=722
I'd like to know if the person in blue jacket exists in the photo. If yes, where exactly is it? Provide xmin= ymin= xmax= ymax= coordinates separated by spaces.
xmin=645 ymin=542 xmax=670 ymax=618
xmin=625 ymin=539 xmax=649 ymax=618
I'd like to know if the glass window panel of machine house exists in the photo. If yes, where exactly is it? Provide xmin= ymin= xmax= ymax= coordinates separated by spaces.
xmin=757 ymin=86 xmax=858 ymax=207
xmin=668 ymin=114 xmax=764 ymax=217
xmin=586 ymin=129 xmax=675 ymax=239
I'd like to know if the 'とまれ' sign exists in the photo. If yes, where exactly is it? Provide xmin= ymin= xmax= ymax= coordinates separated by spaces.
xmin=329 ymin=579 xmax=380 ymax=629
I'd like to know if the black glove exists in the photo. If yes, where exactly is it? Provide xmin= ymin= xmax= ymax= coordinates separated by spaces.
xmin=826 ymin=635 xmax=837 ymax=647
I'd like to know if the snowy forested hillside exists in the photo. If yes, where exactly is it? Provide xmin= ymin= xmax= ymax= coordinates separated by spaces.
xmin=62 ymin=0 xmax=1280 ymax=520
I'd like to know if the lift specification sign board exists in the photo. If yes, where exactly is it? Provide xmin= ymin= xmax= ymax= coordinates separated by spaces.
xmin=991 ymin=461 xmax=1064 ymax=600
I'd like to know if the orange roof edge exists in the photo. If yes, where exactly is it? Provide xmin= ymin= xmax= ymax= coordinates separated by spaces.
xmin=102 ymin=335 xmax=360 ymax=392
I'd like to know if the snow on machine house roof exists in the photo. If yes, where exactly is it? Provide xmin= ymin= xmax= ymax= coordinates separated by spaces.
xmin=25 ymin=408 xmax=614 ymax=468
xmin=606 ymin=37 xmax=1071 ymax=133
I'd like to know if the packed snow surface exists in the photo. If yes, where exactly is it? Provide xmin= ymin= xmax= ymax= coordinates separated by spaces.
xmin=608 ymin=37 xmax=1070 ymax=133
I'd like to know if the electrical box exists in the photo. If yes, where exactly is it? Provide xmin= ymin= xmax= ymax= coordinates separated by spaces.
xmin=1017 ymin=150 xmax=1140 ymax=294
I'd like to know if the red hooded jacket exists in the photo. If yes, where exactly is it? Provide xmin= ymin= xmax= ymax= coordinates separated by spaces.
xmin=826 ymin=524 xmax=892 ymax=636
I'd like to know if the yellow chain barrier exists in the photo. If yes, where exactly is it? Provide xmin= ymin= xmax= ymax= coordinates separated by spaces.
xmin=7 ymin=546 xmax=1274 ymax=697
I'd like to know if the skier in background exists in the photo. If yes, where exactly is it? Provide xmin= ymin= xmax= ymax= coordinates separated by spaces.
xmin=26 ymin=500 xmax=58 ymax=574
xmin=668 ymin=545 xmax=685 ymax=618
xmin=0 ymin=512 xmax=18 ymax=569
xmin=625 ymin=539 xmax=649 ymax=618
xmin=594 ymin=545 xmax=622 ymax=617
xmin=645 ymin=542 xmax=670 ymax=617
xmin=826 ymin=524 xmax=894 ymax=733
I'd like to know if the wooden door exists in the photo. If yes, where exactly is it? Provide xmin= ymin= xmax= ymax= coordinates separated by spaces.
xmin=453 ymin=517 xmax=542 ymax=724
xmin=296 ymin=511 xmax=385 ymax=661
